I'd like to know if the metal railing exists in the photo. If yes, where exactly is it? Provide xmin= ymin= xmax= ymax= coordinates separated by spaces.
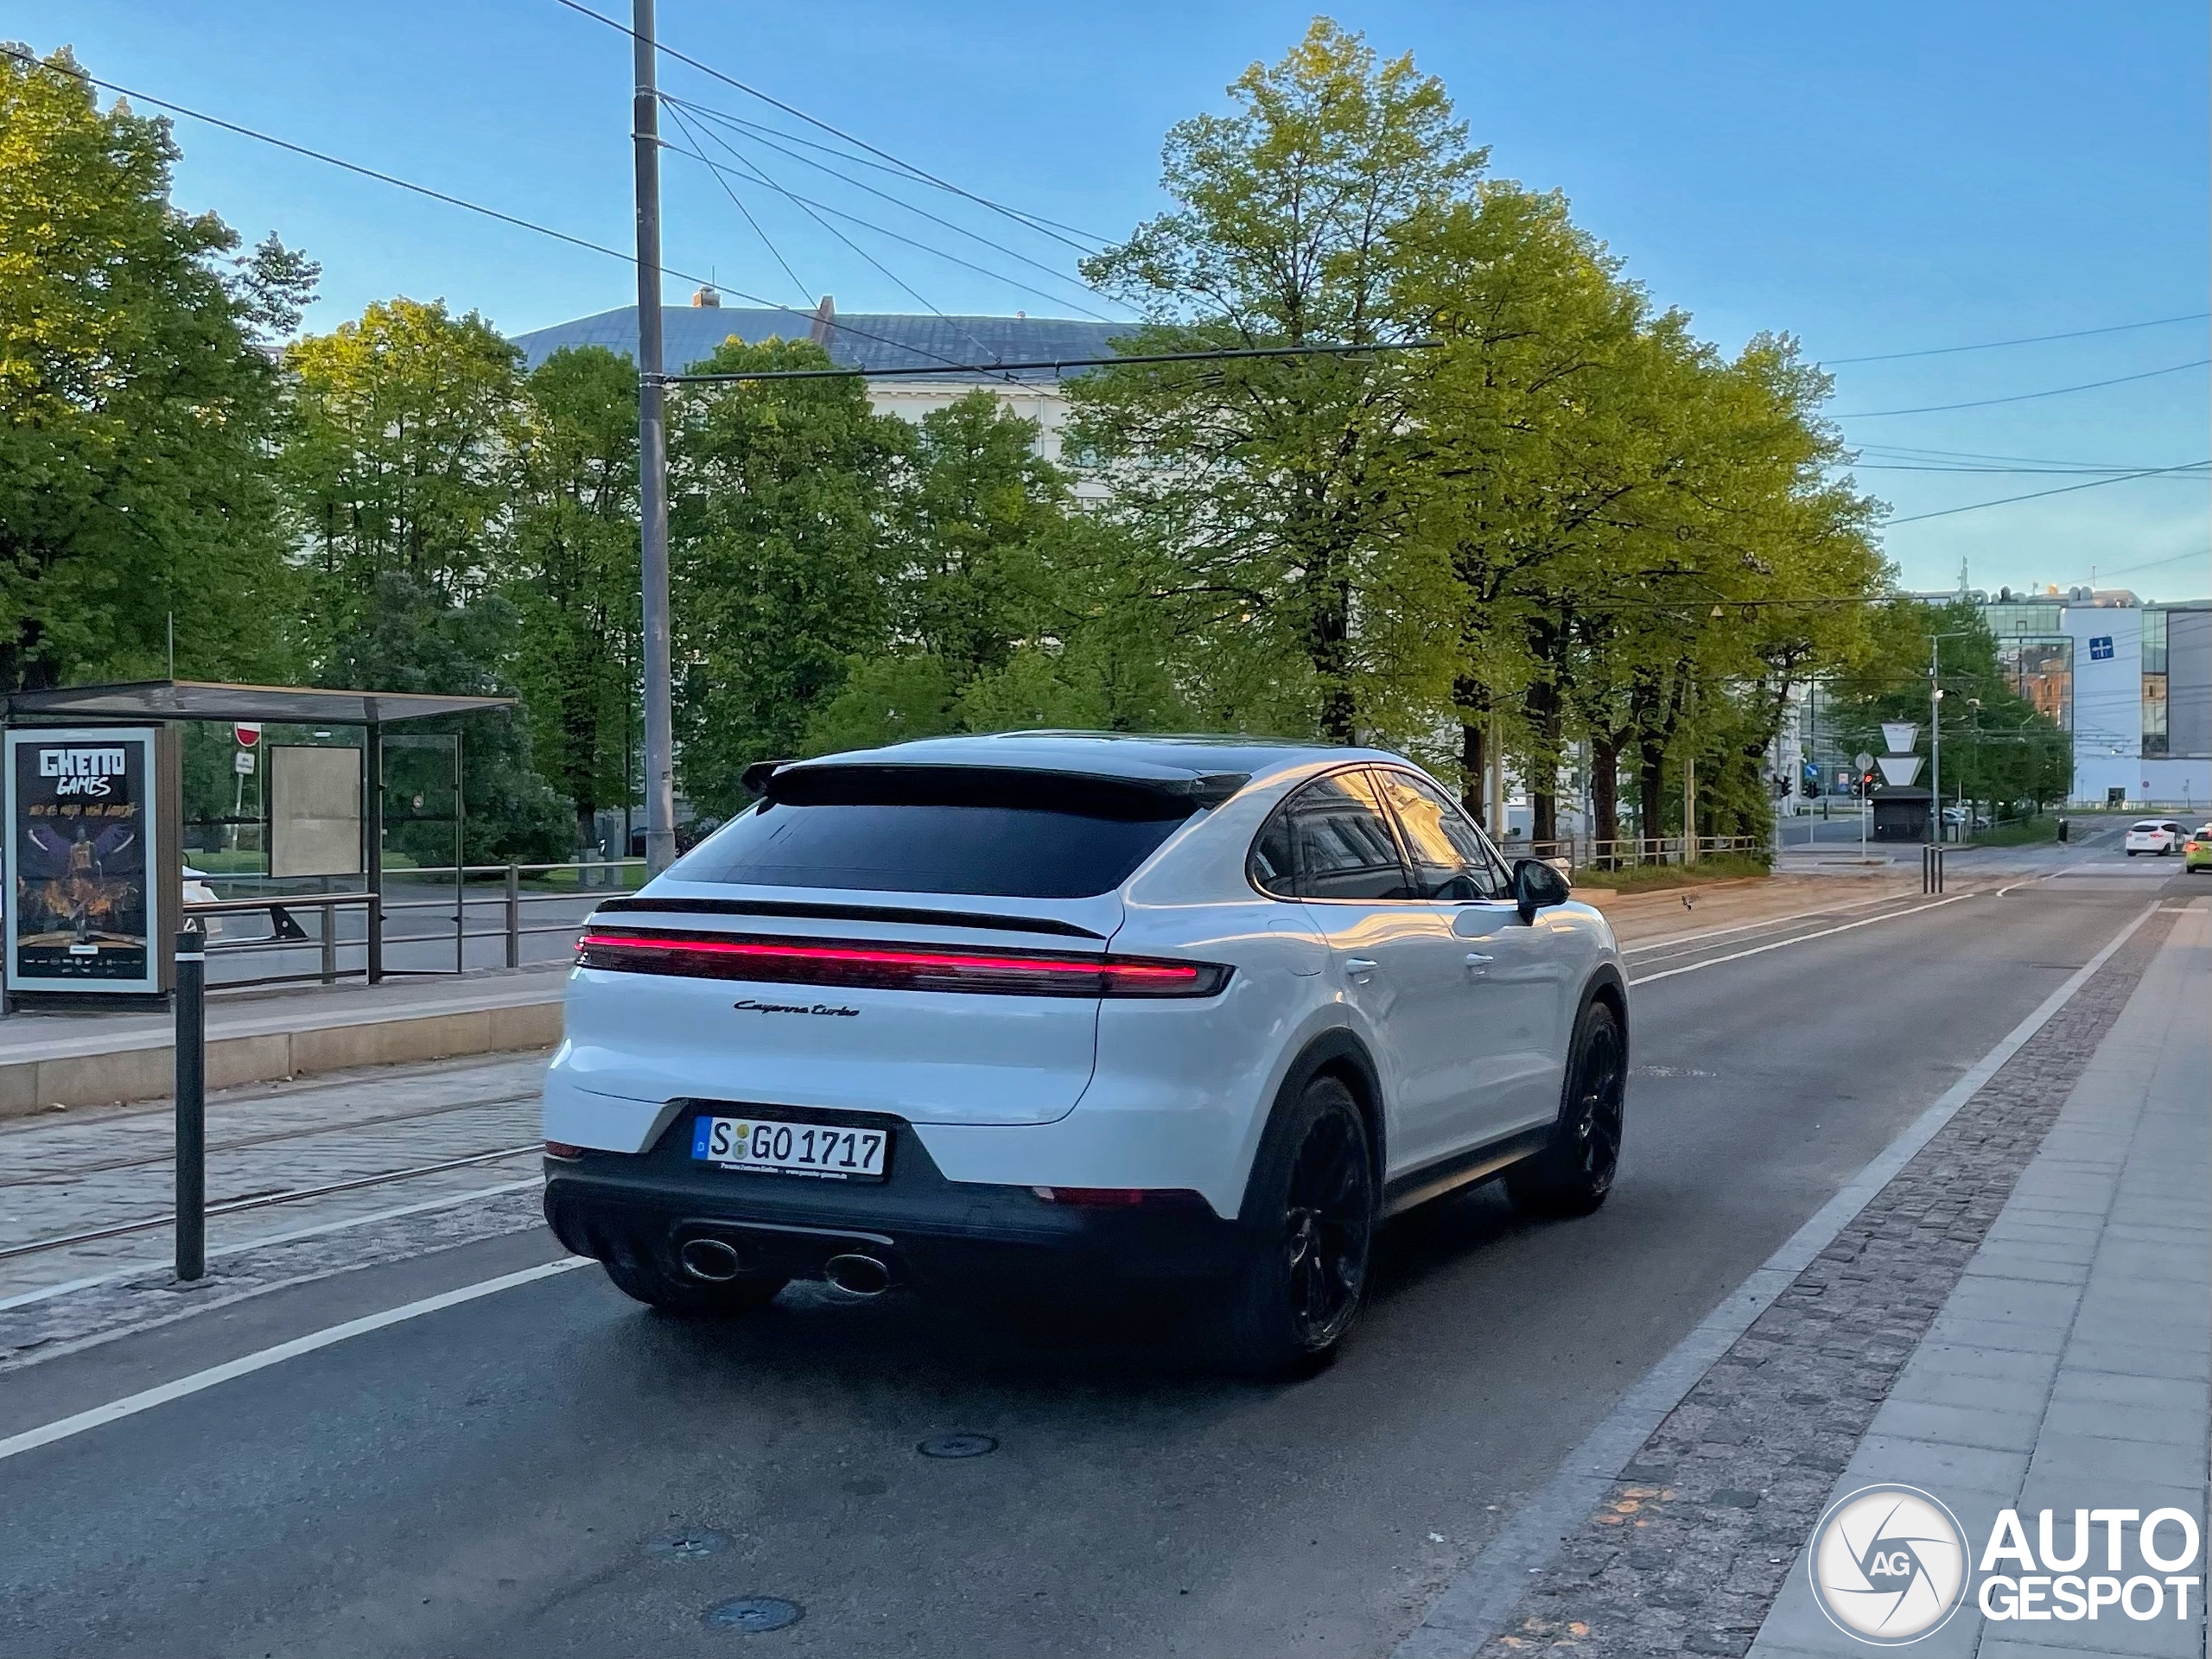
xmin=183 ymin=858 xmax=646 ymax=991
xmin=1499 ymin=833 xmax=1767 ymax=874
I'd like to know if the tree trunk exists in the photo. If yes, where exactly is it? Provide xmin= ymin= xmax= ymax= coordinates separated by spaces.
xmin=1459 ymin=717 xmax=1487 ymax=826
xmin=1591 ymin=734 xmax=1621 ymax=865
xmin=1312 ymin=572 xmax=1356 ymax=742
xmin=1526 ymin=676 xmax=1560 ymax=848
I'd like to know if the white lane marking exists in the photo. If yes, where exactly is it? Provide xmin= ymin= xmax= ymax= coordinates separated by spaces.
xmin=0 ymin=1178 xmax=543 ymax=1314
xmin=1627 ymin=892 xmax=1974 ymax=985
xmin=1618 ymin=889 xmax=1924 ymax=957
xmin=1395 ymin=896 xmax=2161 ymax=1659
xmin=0 ymin=1256 xmax=591 ymax=1463
xmin=1996 ymin=875 xmax=2052 ymax=897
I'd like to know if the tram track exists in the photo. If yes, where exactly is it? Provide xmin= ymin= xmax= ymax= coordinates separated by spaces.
xmin=0 ymin=1090 xmax=541 ymax=1190
xmin=0 ymin=1143 xmax=543 ymax=1263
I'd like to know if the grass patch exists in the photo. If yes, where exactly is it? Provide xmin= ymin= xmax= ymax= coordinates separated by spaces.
xmin=1965 ymin=817 xmax=2060 ymax=849
xmin=1568 ymin=852 xmax=1771 ymax=893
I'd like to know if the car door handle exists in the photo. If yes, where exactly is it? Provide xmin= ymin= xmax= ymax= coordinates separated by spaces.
xmin=1463 ymin=952 xmax=1493 ymax=975
xmin=1344 ymin=957 xmax=1380 ymax=980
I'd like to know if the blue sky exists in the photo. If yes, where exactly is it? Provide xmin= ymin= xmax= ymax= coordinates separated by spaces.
xmin=16 ymin=1 xmax=2209 ymax=599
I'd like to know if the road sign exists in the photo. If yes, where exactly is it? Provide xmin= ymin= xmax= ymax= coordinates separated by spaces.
xmin=234 ymin=722 xmax=262 ymax=748
xmin=1879 ymin=722 xmax=1918 ymax=755
xmin=233 ymin=750 xmax=256 ymax=775
xmin=1877 ymin=755 xmax=1923 ymax=786
xmin=1854 ymin=751 xmax=1874 ymax=773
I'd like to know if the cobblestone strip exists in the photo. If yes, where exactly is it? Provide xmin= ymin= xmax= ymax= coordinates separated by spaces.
xmin=1469 ymin=905 xmax=2183 ymax=1659
xmin=0 ymin=1185 xmax=549 ymax=1371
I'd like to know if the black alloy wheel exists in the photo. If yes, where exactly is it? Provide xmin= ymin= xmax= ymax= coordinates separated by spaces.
xmin=1224 ymin=1077 xmax=1376 ymax=1376
xmin=1506 ymin=1001 xmax=1626 ymax=1217
xmin=1281 ymin=1099 xmax=1374 ymax=1350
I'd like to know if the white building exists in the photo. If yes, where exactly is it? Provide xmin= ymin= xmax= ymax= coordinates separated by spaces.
xmin=1977 ymin=588 xmax=2210 ymax=809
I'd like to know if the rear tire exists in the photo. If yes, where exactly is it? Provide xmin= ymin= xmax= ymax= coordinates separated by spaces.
xmin=1222 ymin=1076 xmax=1376 ymax=1379
xmin=1506 ymin=1000 xmax=1626 ymax=1219
xmin=601 ymin=1255 xmax=788 ymax=1317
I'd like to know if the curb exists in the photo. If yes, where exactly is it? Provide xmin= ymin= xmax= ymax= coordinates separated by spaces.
xmin=0 ymin=989 xmax=563 ymax=1120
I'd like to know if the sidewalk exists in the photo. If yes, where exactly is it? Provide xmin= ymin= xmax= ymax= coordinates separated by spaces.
xmin=1750 ymin=902 xmax=2210 ymax=1658
xmin=0 ymin=966 xmax=565 ymax=1118
xmin=1419 ymin=893 xmax=2204 ymax=1659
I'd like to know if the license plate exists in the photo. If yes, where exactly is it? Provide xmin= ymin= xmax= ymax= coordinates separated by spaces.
xmin=690 ymin=1115 xmax=889 ymax=1181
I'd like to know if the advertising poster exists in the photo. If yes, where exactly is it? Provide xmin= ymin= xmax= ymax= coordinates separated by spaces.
xmin=4 ymin=727 xmax=162 ymax=994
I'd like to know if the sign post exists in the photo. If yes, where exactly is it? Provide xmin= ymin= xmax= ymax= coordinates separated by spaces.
xmin=174 ymin=926 xmax=206 ymax=1282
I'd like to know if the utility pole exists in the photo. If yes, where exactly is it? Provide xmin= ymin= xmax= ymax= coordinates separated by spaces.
xmin=1929 ymin=637 xmax=1943 ymax=846
xmin=632 ymin=0 xmax=677 ymax=874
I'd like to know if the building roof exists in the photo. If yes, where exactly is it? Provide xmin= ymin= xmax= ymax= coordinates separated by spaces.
xmin=4 ymin=680 xmax=514 ymax=727
xmin=510 ymin=305 xmax=1127 ymax=385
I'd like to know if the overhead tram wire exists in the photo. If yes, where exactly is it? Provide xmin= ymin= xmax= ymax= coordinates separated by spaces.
xmin=1823 ymin=310 xmax=2210 ymax=365
xmin=659 ymin=100 xmax=813 ymax=307
xmin=550 ymin=0 xmax=1108 ymax=253
xmin=1833 ymin=358 xmax=2211 ymax=417
xmin=1884 ymin=460 xmax=2212 ymax=524
xmin=662 ymin=122 xmax=1006 ymax=370
xmin=662 ymin=92 xmax=1134 ymax=321
xmin=662 ymin=117 xmax=1123 ymax=324
xmin=0 ymin=47 xmax=1014 ymax=385
xmin=660 ymin=340 xmax=1445 ymax=385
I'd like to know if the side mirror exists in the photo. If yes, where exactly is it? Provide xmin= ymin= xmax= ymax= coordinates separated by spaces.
xmin=1511 ymin=857 xmax=1570 ymax=924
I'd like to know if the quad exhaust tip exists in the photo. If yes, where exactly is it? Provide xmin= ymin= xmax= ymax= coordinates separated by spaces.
xmin=823 ymin=1253 xmax=893 ymax=1296
xmin=677 ymin=1236 xmax=745 ymax=1283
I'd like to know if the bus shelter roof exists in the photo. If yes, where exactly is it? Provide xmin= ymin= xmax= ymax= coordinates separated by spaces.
xmin=3 ymin=680 xmax=515 ymax=728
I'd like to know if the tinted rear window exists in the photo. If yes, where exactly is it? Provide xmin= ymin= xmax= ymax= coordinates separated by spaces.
xmin=671 ymin=801 xmax=1189 ymax=898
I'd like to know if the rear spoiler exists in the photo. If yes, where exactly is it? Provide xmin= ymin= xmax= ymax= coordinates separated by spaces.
xmin=740 ymin=759 xmax=1249 ymax=817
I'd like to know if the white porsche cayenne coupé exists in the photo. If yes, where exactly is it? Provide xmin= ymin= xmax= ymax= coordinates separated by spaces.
xmin=543 ymin=734 xmax=1628 ymax=1374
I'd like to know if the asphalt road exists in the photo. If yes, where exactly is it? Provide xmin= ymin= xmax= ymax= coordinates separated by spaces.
xmin=0 ymin=861 xmax=2184 ymax=1659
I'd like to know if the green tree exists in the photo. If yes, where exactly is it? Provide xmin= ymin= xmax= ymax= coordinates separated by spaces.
xmin=666 ymin=336 xmax=906 ymax=817
xmin=1069 ymin=19 xmax=1483 ymax=741
xmin=283 ymin=297 xmax=521 ymax=639
xmin=506 ymin=346 xmax=639 ymax=850
xmin=0 ymin=45 xmax=313 ymax=689
xmin=322 ymin=572 xmax=569 ymax=865
xmin=280 ymin=298 xmax=566 ymax=860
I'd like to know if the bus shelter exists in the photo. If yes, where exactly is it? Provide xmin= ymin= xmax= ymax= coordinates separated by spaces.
xmin=2 ymin=680 xmax=513 ymax=1007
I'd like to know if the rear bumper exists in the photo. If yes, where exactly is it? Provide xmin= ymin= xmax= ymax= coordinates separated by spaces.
xmin=543 ymin=1104 xmax=1247 ymax=1294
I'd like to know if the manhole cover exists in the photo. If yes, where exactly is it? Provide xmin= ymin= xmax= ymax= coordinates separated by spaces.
xmin=647 ymin=1527 xmax=729 ymax=1560
xmin=702 ymin=1596 xmax=803 ymax=1632
xmin=917 ymin=1433 xmax=998 ymax=1459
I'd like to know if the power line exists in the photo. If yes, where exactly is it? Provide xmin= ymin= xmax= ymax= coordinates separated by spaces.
xmin=1834 ymin=358 xmax=2210 ymax=418
xmin=660 ymin=340 xmax=1442 ymax=385
xmin=1823 ymin=311 xmax=2209 ymax=365
xmin=1860 ymin=442 xmax=2204 ymax=467
xmin=0 ymin=45 xmax=1010 ymax=383
xmin=663 ymin=117 xmax=1122 ymax=324
xmin=1885 ymin=460 xmax=2212 ymax=525
xmin=549 ymin=0 xmax=1108 ymax=252
xmin=1853 ymin=461 xmax=2209 ymax=476
xmin=664 ymin=120 xmax=1003 ymax=367
xmin=663 ymin=92 xmax=1131 ymax=320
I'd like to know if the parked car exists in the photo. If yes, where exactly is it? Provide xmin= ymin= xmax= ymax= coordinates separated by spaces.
xmin=1939 ymin=806 xmax=1990 ymax=831
xmin=2124 ymin=819 xmax=2183 ymax=856
xmin=543 ymin=734 xmax=1628 ymax=1376
xmin=2184 ymin=826 xmax=2212 ymax=873
xmin=181 ymin=866 xmax=222 ymax=938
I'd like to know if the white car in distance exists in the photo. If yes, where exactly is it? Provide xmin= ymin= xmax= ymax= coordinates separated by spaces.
xmin=543 ymin=734 xmax=1629 ymax=1375
xmin=2124 ymin=819 xmax=2182 ymax=856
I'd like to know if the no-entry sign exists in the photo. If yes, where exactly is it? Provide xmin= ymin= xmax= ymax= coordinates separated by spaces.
xmin=234 ymin=723 xmax=262 ymax=748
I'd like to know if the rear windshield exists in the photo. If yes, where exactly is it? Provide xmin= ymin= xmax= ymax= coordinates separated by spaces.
xmin=2133 ymin=821 xmax=2165 ymax=831
xmin=671 ymin=801 xmax=1189 ymax=898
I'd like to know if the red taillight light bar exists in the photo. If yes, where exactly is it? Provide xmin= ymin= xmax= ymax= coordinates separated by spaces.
xmin=575 ymin=927 xmax=1231 ymax=999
